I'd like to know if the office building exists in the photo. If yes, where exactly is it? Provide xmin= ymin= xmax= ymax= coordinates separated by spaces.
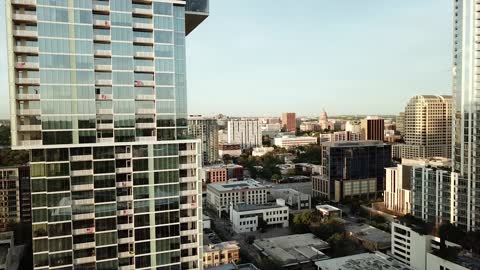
xmin=299 ymin=122 xmax=321 ymax=132
xmin=229 ymin=199 xmax=289 ymax=233
xmin=316 ymin=205 xmax=342 ymax=218
xmin=312 ymin=141 xmax=392 ymax=202
xmin=200 ymin=164 xmax=243 ymax=183
xmin=319 ymin=131 xmax=361 ymax=143
xmin=5 ymin=0 xmax=208 ymax=269
xmin=396 ymin=112 xmax=405 ymax=135
xmin=273 ymin=133 xmax=317 ymax=149
xmin=202 ymin=241 xmax=240 ymax=269
xmin=281 ymin=112 xmax=296 ymax=133
xmin=218 ymin=143 xmax=242 ymax=158
xmin=227 ymin=119 xmax=262 ymax=149
xmin=360 ymin=116 xmax=384 ymax=141
xmin=393 ymin=95 xmax=452 ymax=160
xmin=270 ymin=188 xmax=311 ymax=210
xmin=206 ymin=179 xmax=270 ymax=216
xmin=188 ymin=115 xmax=220 ymax=165
xmin=345 ymin=120 xmax=362 ymax=134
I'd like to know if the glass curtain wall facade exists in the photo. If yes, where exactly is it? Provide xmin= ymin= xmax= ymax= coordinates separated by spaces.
xmin=452 ymin=0 xmax=480 ymax=231
xmin=5 ymin=0 xmax=208 ymax=269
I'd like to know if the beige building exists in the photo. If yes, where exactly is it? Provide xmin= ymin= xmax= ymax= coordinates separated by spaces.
xmin=203 ymin=241 xmax=240 ymax=268
xmin=393 ymin=95 xmax=452 ymax=159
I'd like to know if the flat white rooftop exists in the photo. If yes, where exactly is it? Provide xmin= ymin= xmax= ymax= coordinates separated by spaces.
xmin=207 ymin=179 xmax=268 ymax=192
xmin=315 ymin=252 xmax=412 ymax=270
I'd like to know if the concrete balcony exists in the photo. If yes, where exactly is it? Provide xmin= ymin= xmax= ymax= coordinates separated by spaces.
xmin=14 ymin=46 xmax=38 ymax=55
xmin=135 ymin=80 xmax=155 ymax=87
xmin=118 ymin=237 xmax=134 ymax=245
xmin=93 ymin=4 xmax=110 ymax=14
xmin=117 ymin=195 xmax=133 ymax=202
xmin=180 ymin=229 xmax=197 ymax=237
xmin=94 ymin=19 xmax=110 ymax=28
xmin=133 ymin=0 xmax=152 ymax=3
xmin=117 ymin=209 xmax=134 ymax=216
xmin=134 ymin=65 xmax=155 ymax=73
xmin=13 ymin=13 xmax=37 ymax=22
xmin=95 ymin=79 xmax=112 ymax=86
xmin=74 ymin=256 xmax=96 ymax=265
xmin=135 ymin=122 xmax=156 ymax=129
xmin=70 ymin=154 xmax=93 ymax=162
xmin=116 ymin=167 xmax=132 ymax=174
xmin=18 ymin=124 xmax=42 ymax=132
xmin=119 ymin=265 xmax=135 ymax=270
xmin=94 ymin=34 xmax=111 ymax=43
xmin=133 ymin=8 xmax=153 ymax=17
xmin=136 ymin=94 xmax=156 ymax=101
xmin=12 ymin=0 xmax=37 ymax=6
xmin=72 ymin=212 xmax=95 ymax=221
xmin=16 ymin=78 xmax=40 ymax=85
xmin=180 ymin=203 xmax=197 ymax=210
xmin=180 ymin=177 xmax=197 ymax=183
xmin=115 ymin=152 xmax=132 ymax=159
xmin=71 ymin=198 xmax=95 ymax=206
xmin=94 ymin=49 xmax=112 ymax=57
xmin=97 ymin=137 xmax=114 ymax=143
xmin=180 ymin=242 xmax=198 ymax=250
xmin=136 ymin=136 xmax=156 ymax=142
xmin=72 ymin=227 xmax=95 ymax=235
xmin=17 ymin=93 xmax=40 ymax=100
xmin=96 ymin=108 xmax=114 ymax=115
xmin=15 ymin=62 xmax=39 ymax=70
xmin=133 ymin=37 xmax=154 ymax=45
xmin=117 ymin=223 xmax=134 ymax=230
xmin=118 ymin=251 xmax=135 ymax=258
xmin=134 ymin=51 xmax=154 ymax=59
xmin=133 ymin=22 xmax=154 ymax=30
xmin=180 ymin=190 xmax=197 ymax=196
xmin=70 ymin=169 xmax=93 ymax=177
xmin=96 ymin=93 xmax=112 ymax=100
xmin=73 ymin=242 xmax=95 ymax=250
xmin=180 ymin=216 xmax=198 ymax=223
xmin=13 ymin=30 xmax=38 ymax=39
xmin=95 ymin=65 xmax=112 ymax=72
xmin=179 ymin=163 xmax=197 ymax=170
xmin=116 ymin=181 xmax=133 ymax=188
xmin=97 ymin=123 xmax=114 ymax=130
xmin=71 ymin=184 xmax=94 ymax=192
xmin=17 ymin=109 xmax=41 ymax=116
xmin=20 ymin=140 xmax=42 ymax=146
xmin=179 ymin=150 xmax=197 ymax=156
xmin=180 ymin=255 xmax=198 ymax=263
xmin=186 ymin=0 xmax=209 ymax=35
xmin=136 ymin=108 xmax=156 ymax=114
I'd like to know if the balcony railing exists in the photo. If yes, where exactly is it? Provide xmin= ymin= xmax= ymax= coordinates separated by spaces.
xmin=12 ymin=13 xmax=37 ymax=22
xmin=16 ymin=78 xmax=40 ymax=85
xmin=14 ymin=46 xmax=39 ymax=54
xmin=11 ymin=0 xmax=37 ymax=6
xmin=135 ymin=122 xmax=156 ymax=129
xmin=94 ymin=49 xmax=112 ymax=57
xmin=97 ymin=123 xmax=114 ymax=130
xmin=134 ymin=51 xmax=154 ymax=59
xmin=133 ymin=7 xmax=153 ymax=16
xmin=15 ymin=62 xmax=39 ymax=70
xmin=18 ymin=124 xmax=42 ymax=132
xmin=134 ymin=66 xmax=155 ymax=73
xmin=17 ymin=109 xmax=41 ymax=115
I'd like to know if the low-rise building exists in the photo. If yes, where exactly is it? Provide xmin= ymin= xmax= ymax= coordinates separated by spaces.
xmin=201 ymin=164 xmax=244 ymax=184
xmin=316 ymin=205 xmax=342 ymax=218
xmin=315 ymin=252 xmax=412 ymax=270
xmin=273 ymin=133 xmax=317 ymax=149
xmin=345 ymin=223 xmax=391 ymax=252
xmin=230 ymin=199 xmax=289 ymax=233
xmin=203 ymin=241 xmax=241 ymax=268
xmin=219 ymin=143 xmax=242 ymax=158
xmin=270 ymin=188 xmax=311 ymax=210
xmin=207 ymin=179 xmax=270 ymax=216
xmin=253 ymin=233 xmax=330 ymax=268
xmin=252 ymin=147 xmax=274 ymax=157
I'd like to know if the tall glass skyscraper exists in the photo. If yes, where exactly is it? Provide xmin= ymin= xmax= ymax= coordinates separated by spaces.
xmin=5 ymin=0 xmax=208 ymax=269
xmin=451 ymin=0 xmax=480 ymax=231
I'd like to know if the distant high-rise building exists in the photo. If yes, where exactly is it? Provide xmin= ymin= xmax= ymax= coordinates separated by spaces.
xmin=227 ymin=119 xmax=262 ymax=149
xmin=360 ymin=116 xmax=384 ymax=141
xmin=312 ymin=141 xmax=392 ymax=202
xmin=345 ymin=120 xmax=362 ymax=134
xmin=5 ymin=0 xmax=209 ymax=268
xmin=282 ymin=112 xmax=296 ymax=132
xmin=188 ymin=115 xmax=219 ymax=165
xmin=393 ymin=95 xmax=452 ymax=160
xmin=396 ymin=112 xmax=405 ymax=136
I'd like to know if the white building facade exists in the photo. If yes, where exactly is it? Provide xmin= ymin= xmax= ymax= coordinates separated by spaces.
xmin=229 ymin=200 xmax=289 ymax=233
xmin=227 ymin=119 xmax=262 ymax=149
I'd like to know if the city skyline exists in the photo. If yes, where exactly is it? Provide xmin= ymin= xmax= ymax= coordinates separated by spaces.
xmin=0 ymin=0 xmax=453 ymax=118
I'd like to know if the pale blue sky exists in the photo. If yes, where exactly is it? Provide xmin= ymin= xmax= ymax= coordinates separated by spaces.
xmin=0 ymin=0 xmax=453 ymax=119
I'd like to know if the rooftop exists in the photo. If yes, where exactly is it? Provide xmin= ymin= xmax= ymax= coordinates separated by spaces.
xmin=233 ymin=202 xmax=287 ymax=212
xmin=345 ymin=223 xmax=391 ymax=248
xmin=317 ymin=205 xmax=342 ymax=212
xmin=322 ymin=140 xmax=386 ymax=148
xmin=208 ymin=179 xmax=269 ymax=192
xmin=204 ymin=241 xmax=240 ymax=253
xmin=315 ymin=252 xmax=412 ymax=270
xmin=253 ymin=233 xmax=329 ymax=267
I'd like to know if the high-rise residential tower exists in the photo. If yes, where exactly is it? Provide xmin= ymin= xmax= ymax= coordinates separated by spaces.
xmin=5 ymin=0 xmax=208 ymax=269
xmin=392 ymin=95 xmax=453 ymax=160
xmin=281 ymin=112 xmax=296 ymax=133
xmin=227 ymin=119 xmax=262 ymax=150
xmin=188 ymin=115 xmax=219 ymax=165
